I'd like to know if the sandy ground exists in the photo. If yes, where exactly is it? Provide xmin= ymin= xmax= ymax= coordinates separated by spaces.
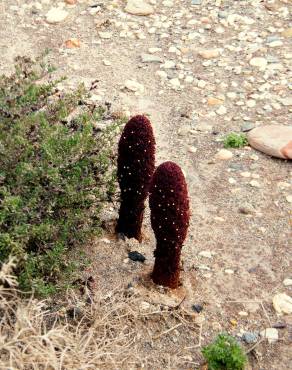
xmin=0 ymin=0 xmax=291 ymax=369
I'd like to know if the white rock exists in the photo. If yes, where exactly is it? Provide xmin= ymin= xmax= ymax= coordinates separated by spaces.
xmin=198 ymin=251 xmax=213 ymax=259
xmin=162 ymin=60 xmax=176 ymax=69
xmin=280 ymin=97 xmax=292 ymax=106
xmin=286 ymin=195 xmax=292 ymax=203
xmin=103 ymin=59 xmax=111 ymax=66
xmin=283 ymin=278 xmax=292 ymax=287
xmin=216 ymin=106 xmax=227 ymax=115
xmin=46 ymin=8 xmax=68 ymax=23
xmin=225 ymin=269 xmax=234 ymax=274
xmin=250 ymin=180 xmax=261 ymax=188
xmin=260 ymin=328 xmax=278 ymax=344
xmin=247 ymin=125 xmax=292 ymax=160
xmin=169 ymin=78 xmax=180 ymax=89
xmin=156 ymin=70 xmax=168 ymax=79
xmin=99 ymin=32 xmax=112 ymax=39
xmin=125 ymin=80 xmax=144 ymax=93
xmin=125 ymin=0 xmax=154 ymax=15
xmin=215 ymin=149 xmax=233 ymax=160
xmin=273 ymin=293 xmax=292 ymax=314
xmin=249 ymin=57 xmax=268 ymax=69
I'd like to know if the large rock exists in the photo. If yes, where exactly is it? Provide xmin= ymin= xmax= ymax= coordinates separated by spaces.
xmin=125 ymin=0 xmax=154 ymax=16
xmin=247 ymin=125 xmax=292 ymax=159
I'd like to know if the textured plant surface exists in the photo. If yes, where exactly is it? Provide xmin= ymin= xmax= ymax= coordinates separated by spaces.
xmin=0 ymin=56 xmax=122 ymax=295
xmin=149 ymin=161 xmax=190 ymax=288
xmin=116 ymin=115 xmax=155 ymax=241
xmin=223 ymin=133 xmax=248 ymax=148
xmin=202 ymin=333 xmax=247 ymax=370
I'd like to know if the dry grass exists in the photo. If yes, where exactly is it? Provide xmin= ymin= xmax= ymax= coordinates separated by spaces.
xmin=0 ymin=258 xmax=202 ymax=370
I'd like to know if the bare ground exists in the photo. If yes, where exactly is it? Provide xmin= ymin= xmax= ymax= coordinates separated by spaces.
xmin=0 ymin=0 xmax=291 ymax=369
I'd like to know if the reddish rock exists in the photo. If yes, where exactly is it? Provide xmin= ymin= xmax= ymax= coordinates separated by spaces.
xmin=247 ymin=125 xmax=292 ymax=159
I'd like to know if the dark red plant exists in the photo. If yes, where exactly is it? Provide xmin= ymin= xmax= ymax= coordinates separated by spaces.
xmin=116 ymin=115 xmax=155 ymax=242
xmin=149 ymin=161 xmax=190 ymax=288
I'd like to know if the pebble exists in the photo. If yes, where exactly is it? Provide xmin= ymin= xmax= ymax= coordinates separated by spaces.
xmin=99 ymin=32 xmax=112 ymax=39
xmin=125 ymin=0 xmax=154 ymax=16
xmin=156 ymin=70 xmax=168 ymax=79
xmin=198 ymin=49 xmax=219 ymax=59
xmin=250 ymin=180 xmax=261 ymax=188
xmin=242 ymin=332 xmax=259 ymax=344
xmin=225 ymin=269 xmax=234 ymax=274
xmin=207 ymin=97 xmax=223 ymax=106
xmin=260 ymin=328 xmax=278 ymax=344
xmin=141 ymin=53 xmax=162 ymax=63
xmin=286 ymin=195 xmax=292 ymax=203
xmin=198 ymin=250 xmax=212 ymax=259
xmin=128 ymin=251 xmax=146 ymax=263
xmin=46 ymin=8 xmax=68 ymax=23
xmin=188 ymin=146 xmax=197 ymax=153
xmin=192 ymin=304 xmax=203 ymax=313
xmin=281 ymin=28 xmax=292 ymax=38
xmin=162 ymin=60 xmax=176 ymax=69
xmin=241 ymin=122 xmax=255 ymax=132
xmin=249 ymin=57 xmax=268 ymax=69
xmin=283 ymin=278 xmax=292 ymax=287
xmin=125 ymin=79 xmax=144 ymax=93
xmin=216 ymin=106 xmax=227 ymax=115
xmin=273 ymin=293 xmax=292 ymax=314
xmin=169 ymin=78 xmax=181 ymax=89
xmin=215 ymin=149 xmax=233 ymax=160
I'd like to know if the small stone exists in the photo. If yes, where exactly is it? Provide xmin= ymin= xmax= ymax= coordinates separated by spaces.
xmin=249 ymin=57 xmax=268 ymax=69
xmin=162 ymin=60 xmax=176 ymax=69
xmin=272 ymin=322 xmax=286 ymax=329
xmin=65 ymin=39 xmax=81 ymax=48
xmin=280 ymin=97 xmax=292 ymax=106
xmin=128 ymin=251 xmax=146 ymax=263
xmin=247 ymin=125 xmax=292 ymax=159
xmin=281 ymin=28 xmax=292 ymax=38
xmin=65 ymin=0 xmax=76 ymax=4
xmin=250 ymin=180 xmax=261 ymax=188
xmin=198 ymin=251 xmax=212 ymax=259
xmin=192 ymin=0 xmax=201 ymax=4
xmin=99 ymin=32 xmax=112 ymax=39
xmin=141 ymin=53 xmax=162 ymax=63
xmin=103 ymin=59 xmax=111 ymax=66
xmin=273 ymin=293 xmax=292 ymax=314
xmin=241 ymin=122 xmax=255 ymax=132
xmin=239 ymin=204 xmax=255 ymax=215
xmin=207 ymin=97 xmax=223 ymax=106
xmin=46 ymin=8 xmax=68 ymax=23
xmin=230 ymin=319 xmax=237 ymax=326
xmin=283 ymin=278 xmax=292 ymax=286
xmin=199 ymin=49 xmax=219 ymax=59
xmin=192 ymin=304 xmax=203 ymax=313
xmin=240 ymin=171 xmax=251 ymax=178
xmin=125 ymin=80 xmax=144 ymax=93
xmin=169 ymin=78 xmax=180 ymax=89
xmin=216 ymin=106 xmax=227 ymax=115
xmin=188 ymin=146 xmax=197 ymax=153
xmin=225 ymin=269 xmax=234 ymax=274
xmin=242 ymin=332 xmax=259 ymax=344
xmin=156 ymin=70 xmax=168 ymax=79
xmin=286 ymin=195 xmax=292 ymax=203
xmin=125 ymin=0 xmax=154 ymax=16
xmin=238 ymin=311 xmax=248 ymax=317
xmin=140 ymin=301 xmax=150 ymax=310
xmin=215 ymin=149 xmax=233 ymax=160
xmin=260 ymin=328 xmax=278 ymax=344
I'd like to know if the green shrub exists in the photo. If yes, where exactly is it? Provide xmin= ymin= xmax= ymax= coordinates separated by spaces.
xmin=223 ymin=133 xmax=248 ymax=148
xmin=0 ymin=55 xmax=123 ymax=295
xmin=202 ymin=333 xmax=247 ymax=370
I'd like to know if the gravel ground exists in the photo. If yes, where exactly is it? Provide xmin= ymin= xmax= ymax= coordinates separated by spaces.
xmin=0 ymin=0 xmax=291 ymax=369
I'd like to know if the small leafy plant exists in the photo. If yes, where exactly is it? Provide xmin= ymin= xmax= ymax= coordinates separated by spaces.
xmin=202 ymin=333 xmax=247 ymax=370
xmin=0 ymin=55 xmax=122 ymax=295
xmin=223 ymin=133 xmax=248 ymax=148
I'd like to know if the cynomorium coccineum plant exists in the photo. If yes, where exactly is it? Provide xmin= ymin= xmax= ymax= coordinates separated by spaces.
xmin=116 ymin=115 xmax=155 ymax=242
xmin=149 ymin=161 xmax=190 ymax=288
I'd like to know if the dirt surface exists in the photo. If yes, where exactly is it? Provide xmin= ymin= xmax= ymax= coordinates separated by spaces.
xmin=0 ymin=0 xmax=291 ymax=369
